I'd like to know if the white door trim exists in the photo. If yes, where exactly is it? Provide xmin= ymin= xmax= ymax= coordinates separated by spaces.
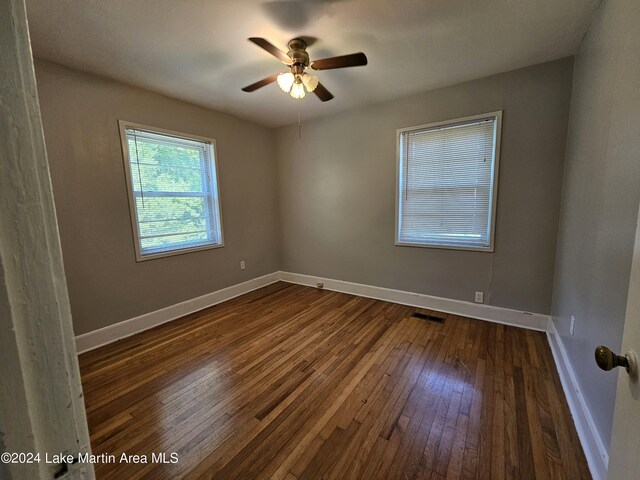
xmin=0 ymin=1 xmax=94 ymax=478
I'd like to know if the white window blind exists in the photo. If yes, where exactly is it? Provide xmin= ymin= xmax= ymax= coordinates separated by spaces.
xmin=122 ymin=125 xmax=223 ymax=259
xmin=397 ymin=113 xmax=501 ymax=250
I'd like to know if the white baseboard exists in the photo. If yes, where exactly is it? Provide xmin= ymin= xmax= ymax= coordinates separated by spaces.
xmin=279 ymin=271 xmax=549 ymax=331
xmin=547 ymin=318 xmax=608 ymax=480
xmin=76 ymin=270 xmax=549 ymax=353
xmin=75 ymin=270 xmax=548 ymax=354
xmin=74 ymin=272 xmax=280 ymax=354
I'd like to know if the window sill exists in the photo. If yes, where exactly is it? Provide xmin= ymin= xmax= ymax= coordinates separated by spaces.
xmin=395 ymin=241 xmax=494 ymax=253
xmin=135 ymin=242 xmax=224 ymax=262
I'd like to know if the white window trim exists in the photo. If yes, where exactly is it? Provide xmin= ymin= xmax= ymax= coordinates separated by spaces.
xmin=395 ymin=111 xmax=502 ymax=252
xmin=118 ymin=120 xmax=225 ymax=262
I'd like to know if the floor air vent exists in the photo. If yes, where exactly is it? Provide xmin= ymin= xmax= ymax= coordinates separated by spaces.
xmin=412 ymin=312 xmax=445 ymax=324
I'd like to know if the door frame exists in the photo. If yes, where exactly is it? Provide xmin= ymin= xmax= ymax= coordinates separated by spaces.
xmin=0 ymin=0 xmax=94 ymax=479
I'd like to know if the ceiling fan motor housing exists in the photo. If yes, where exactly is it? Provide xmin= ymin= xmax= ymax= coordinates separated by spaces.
xmin=287 ymin=38 xmax=310 ymax=67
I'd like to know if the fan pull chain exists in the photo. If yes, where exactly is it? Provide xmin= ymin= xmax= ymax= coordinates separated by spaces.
xmin=133 ymin=132 xmax=145 ymax=208
xmin=297 ymin=99 xmax=302 ymax=143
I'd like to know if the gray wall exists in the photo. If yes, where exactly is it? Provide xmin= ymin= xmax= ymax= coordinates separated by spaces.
xmin=276 ymin=58 xmax=574 ymax=315
xmin=551 ymin=0 xmax=640 ymax=451
xmin=34 ymin=57 xmax=577 ymax=335
xmin=35 ymin=60 xmax=280 ymax=335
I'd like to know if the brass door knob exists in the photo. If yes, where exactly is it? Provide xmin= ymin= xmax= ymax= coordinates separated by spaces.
xmin=595 ymin=345 xmax=630 ymax=371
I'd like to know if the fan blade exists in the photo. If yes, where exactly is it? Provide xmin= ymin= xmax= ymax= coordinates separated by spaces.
xmin=248 ymin=37 xmax=291 ymax=64
xmin=311 ymin=52 xmax=367 ymax=70
xmin=241 ymin=73 xmax=279 ymax=92
xmin=313 ymin=82 xmax=334 ymax=102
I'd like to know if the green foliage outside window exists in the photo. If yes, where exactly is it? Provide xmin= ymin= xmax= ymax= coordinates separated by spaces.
xmin=128 ymin=139 xmax=213 ymax=251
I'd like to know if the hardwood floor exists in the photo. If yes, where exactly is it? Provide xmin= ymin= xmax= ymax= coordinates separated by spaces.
xmin=79 ymin=282 xmax=591 ymax=479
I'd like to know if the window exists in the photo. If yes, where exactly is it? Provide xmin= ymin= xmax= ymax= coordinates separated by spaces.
xmin=396 ymin=112 xmax=501 ymax=251
xmin=119 ymin=121 xmax=224 ymax=260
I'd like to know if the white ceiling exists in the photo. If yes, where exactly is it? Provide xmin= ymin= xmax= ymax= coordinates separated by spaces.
xmin=25 ymin=0 xmax=599 ymax=128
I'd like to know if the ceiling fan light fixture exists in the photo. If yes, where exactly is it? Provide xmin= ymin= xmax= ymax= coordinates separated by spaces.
xmin=277 ymin=72 xmax=295 ymax=92
xmin=242 ymin=37 xmax=367 ymax=103
xmin=302 ymin=73 xmax=319 ymax=92
xmin=290 ymin=82 xmax=306 ymax=99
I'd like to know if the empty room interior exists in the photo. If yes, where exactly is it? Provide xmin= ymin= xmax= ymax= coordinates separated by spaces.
xmin=3 ymin=0 xmax=640 ymax=479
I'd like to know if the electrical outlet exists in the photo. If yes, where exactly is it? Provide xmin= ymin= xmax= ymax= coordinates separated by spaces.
xmin=316 ymin=281 xmax=324 ymax=289
xmin=474 ymin=291 xmax=484 ymax=303
xmin=570 ymin=315 xmax=575 ymax=336
xmin=240 ymin=260 xmax=245 ymax=270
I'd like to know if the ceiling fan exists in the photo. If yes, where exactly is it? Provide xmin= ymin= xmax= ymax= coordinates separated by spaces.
xmin=241 ymin=37 xmax=368 ymax=102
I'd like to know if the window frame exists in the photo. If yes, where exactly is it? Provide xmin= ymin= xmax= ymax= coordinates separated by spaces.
xmin=118 ymin=120 xmax=225 ymax=262
xmin=395 ymin=111 xmax=502 ymax=252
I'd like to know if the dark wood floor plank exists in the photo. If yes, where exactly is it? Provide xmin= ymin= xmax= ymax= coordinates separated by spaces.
xmin=324 ymin=319 xmax=431 ymax=480
xmin=79 ymin=282 xmax=591 ymax=479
